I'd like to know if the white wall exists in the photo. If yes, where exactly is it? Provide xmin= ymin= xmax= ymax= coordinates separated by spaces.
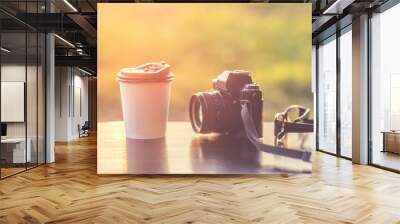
xmin=1 ymin=65 xmax=37 ymax=138
xmin=1 ymin=63 xmax=46 ymax=164
xmin=55 ymin=67 xmax=70 ymax=141
xmin=72 ymin=73 xmax=89 ymax=138
xmin=55 ymin=67 xmax=89 ymax=141
xmin=1 ymin=65 xmax=27 ymax=142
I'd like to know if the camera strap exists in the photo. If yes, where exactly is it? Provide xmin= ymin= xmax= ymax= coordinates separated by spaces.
xmin=240 ymin=101 xmax=312 ymax=162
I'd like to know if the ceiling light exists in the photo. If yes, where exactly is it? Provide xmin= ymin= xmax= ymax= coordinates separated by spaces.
xmin=1 ymin=47 xmax=11 ymax=53
xmin=63 ymin=0 xmax=78 ymax=12
xmin=323 ymin=0 xmax=341 ymax=14
xmin=76 ymin=48 xmax=86 ymax=56
xmin=323 ymin=0 xmax=355 ymax=15
xmin=54 ymin=34 xmax=75 ymax=48
xmin=78 ymin=67 xmax=93 ymax=76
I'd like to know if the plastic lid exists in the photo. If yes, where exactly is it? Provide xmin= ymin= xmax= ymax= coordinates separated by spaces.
xmin=117 ymin=62 xmax=174 ymax=82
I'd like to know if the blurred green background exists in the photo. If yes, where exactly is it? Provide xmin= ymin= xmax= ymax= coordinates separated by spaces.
xmin=98 ymin=3 xmax=312 ymax=122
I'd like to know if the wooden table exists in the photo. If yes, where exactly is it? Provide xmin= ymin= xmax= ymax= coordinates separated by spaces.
xmin=1 ymin=138 xmax=31 ymax=164
xmin=97 ymin=121 xmax=312 ymax=174
xmin=381 ymin=131 xmax=400 ymax=154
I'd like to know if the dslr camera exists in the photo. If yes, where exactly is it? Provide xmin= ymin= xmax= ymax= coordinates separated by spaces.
xmin=189 ymin=70 xmax=263 ymax=138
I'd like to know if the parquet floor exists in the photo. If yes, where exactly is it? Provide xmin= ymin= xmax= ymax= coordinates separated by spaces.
xmin=1 ymin=135 xmax=400 ymax=224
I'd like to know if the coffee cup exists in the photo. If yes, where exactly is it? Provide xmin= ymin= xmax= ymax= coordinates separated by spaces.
xmin=117 ymin=62 xmax=173 ymax=139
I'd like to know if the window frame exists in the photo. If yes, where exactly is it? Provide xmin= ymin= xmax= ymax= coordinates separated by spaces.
xmin=315 ymin=23 xmax=353 ymax=160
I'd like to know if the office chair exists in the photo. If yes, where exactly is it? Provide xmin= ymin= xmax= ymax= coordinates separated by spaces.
xmin=79 ymin=121 xmax=90 ymax=138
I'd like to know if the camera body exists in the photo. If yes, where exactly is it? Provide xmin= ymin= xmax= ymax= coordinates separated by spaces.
xmin=189 ymin=70 xmax=263 ymax=138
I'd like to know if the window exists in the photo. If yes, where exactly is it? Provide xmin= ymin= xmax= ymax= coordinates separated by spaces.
xmin=370 ymin=3 xmax=400 ymax=171
xmin=317 ymin=35 xmax=337 ymax=154
xmin=339 ymin=27 xmax=352 ymax=158
xmin=0 ymin=2 xmax=46 ymax=179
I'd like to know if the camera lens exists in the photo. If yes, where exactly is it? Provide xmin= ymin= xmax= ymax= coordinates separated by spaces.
xmin=190 ymin=90 xmax=242 ymax=135
xmin=190 ymin=95 xmax=204 ymax=132
xmin=189 ymin=92 xmax=222 ymax=134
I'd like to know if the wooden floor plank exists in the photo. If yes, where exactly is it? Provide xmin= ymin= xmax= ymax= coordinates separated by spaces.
xmin=0 ymin=135 xmax=400 ymax=223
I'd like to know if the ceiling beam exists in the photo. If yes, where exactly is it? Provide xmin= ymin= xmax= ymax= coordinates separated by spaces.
xmin=55 ymin=55 xmax=96 ymax=70
xmin=67 ymin=13 xmax=97 ymax=40
xmin=322 ymin=0 xmax=356 ymax=15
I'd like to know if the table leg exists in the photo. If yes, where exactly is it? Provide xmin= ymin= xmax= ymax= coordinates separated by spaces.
xmin=382 ymin=133 xmax=386 ymax=153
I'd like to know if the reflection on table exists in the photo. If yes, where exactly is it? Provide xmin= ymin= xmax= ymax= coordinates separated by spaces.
xmin=97 ymin=121 xmax=312 ymax=174
xmin=190 ymin=135 xmax=261 ymax=173
xmin=126 ymin=138 xmax=168 ymax=174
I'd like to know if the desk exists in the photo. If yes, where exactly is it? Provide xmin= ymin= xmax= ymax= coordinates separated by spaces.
xmin=97 ymin=122 xmax=312 ymax=175
xmin=382 ymin=131 xmax=400 ymax=154
xmin=1 ymin=138 xmax=31 ymax=163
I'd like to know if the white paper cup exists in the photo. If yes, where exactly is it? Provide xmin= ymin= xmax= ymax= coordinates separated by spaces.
xmin=118 ymin=62 xmax=173 ymax=139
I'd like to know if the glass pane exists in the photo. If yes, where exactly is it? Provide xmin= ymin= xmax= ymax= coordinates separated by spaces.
xmin=317 ymin=36 xmax=337 ymax=154
xmin=27 ymin=31 xmax=38 ymax=169
xmin=371 ymin=4 xmax=400 ymax=171
xmin=1 ymin=30 xmax=27 ymax=177
xmin=339 ymin=28 xmax=352 ymax=158
xmin=38 ymin=33 xmax=45 ymax=165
